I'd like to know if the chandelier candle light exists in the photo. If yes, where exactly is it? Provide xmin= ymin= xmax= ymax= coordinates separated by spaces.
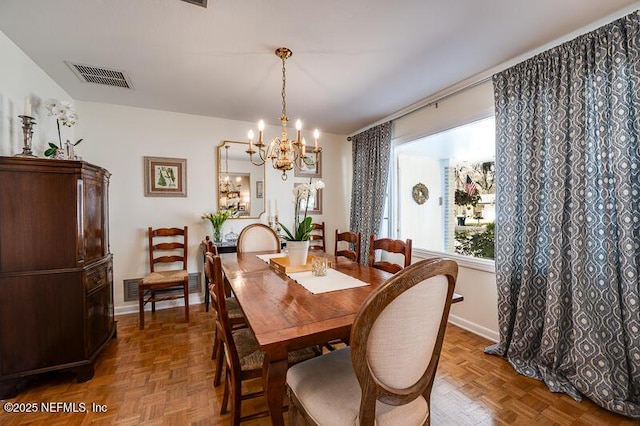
xmin=246 ymin=47 xmax=322 ymax=180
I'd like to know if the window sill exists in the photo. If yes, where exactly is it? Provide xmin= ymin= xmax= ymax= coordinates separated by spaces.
xmin=412 ymin=248 xmax=495 ymax=273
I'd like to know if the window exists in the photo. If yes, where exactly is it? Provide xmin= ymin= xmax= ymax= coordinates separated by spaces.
xmin=392 ymin=117 xmax=495 ymax=260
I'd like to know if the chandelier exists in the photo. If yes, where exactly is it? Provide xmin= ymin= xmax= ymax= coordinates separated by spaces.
xmin=220 ymin=143 xmax=232 ymax=193
xmin=246 ymin=47 xmax=321 ymax=180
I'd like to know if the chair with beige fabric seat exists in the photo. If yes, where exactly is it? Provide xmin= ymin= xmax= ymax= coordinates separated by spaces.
xmin=204 ymin=252 xmax=247 ymax=387
xmin=286 ymin=258 xmax=458 ymax=426
xmin=138 ymin=226 xmax=190 ymax=330
xmin=236 ymin=223 xmax=281 ymax=253
xmin=308 ymin=222 xmax=326 ymax=251
xmin=334 ymin=229 xmax=361 ymax=262
xmin=209 ymin=254 xmax=317 ymax=425
xmin=368 ymin=235 xmax=412 ymax=273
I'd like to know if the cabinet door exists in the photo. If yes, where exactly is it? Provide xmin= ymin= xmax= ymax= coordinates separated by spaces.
xmin=85 ymin=283 xmax=113 ymax=356
xmin=82 ymin=173 xmax=106 ymax=263
xmin=0 ymin=273 xmax=84 ymax=375
xmin=0 ymin=169 xmax=78 ymax=272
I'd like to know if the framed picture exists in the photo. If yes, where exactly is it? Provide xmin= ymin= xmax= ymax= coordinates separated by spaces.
xmin=144 ymin=156 xmax=187 ymax=197
xmin=294 ymin=152 xmax=322 ymax=178
xmin=295 ymin=183 xmax=322 ymax=214
xmin=256 ymin=180 xmax=264 ymax=199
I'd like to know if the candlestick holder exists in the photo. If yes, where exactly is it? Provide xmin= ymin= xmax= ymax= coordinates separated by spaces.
xmin=274 ymin=214 xmax=281 ymax=235
xmin=15 ymin=115 xmax=37 ymax=158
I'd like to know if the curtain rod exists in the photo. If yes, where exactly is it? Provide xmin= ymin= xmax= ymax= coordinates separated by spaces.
xmin=346 ymin=75 xmax=493 ymax=141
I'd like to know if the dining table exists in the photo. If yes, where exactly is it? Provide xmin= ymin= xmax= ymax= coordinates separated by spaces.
xmin=219 ymin=250 xmax=463 ymax=425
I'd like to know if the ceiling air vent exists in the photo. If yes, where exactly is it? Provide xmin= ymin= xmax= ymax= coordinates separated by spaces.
xmin=181 ymin=0 xmax=207 ymax=7
xmin=66 ymin=62 xmax=134 ymax=89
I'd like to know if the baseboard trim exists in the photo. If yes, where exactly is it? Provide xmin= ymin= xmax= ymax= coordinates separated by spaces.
xmin=115 ymin=294 xmax=204 ymax=316
xmin=448 ymin=314 xmax=499 ymax=343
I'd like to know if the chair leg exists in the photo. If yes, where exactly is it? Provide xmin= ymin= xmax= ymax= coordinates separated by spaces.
xmin=183 ymin=277 xmax=190 ymax=323
xmin=230 ymin=373 xmax=242 ymax=426
xmin=220 ymin=368 xmax=230 ymax=415
xmin=214 ymin=342 xmax=225 ymax=387
xmin=211 ymin=326 xmax=219 ymax=360
xmin=151 ymin=289 xmax=156 ymax=313
xmin=138 ymin=284 xmax=145 ymax=330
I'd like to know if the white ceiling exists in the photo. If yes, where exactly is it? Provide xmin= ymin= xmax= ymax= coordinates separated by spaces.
xmin=1 ymin=0 xmax=637 ymax=135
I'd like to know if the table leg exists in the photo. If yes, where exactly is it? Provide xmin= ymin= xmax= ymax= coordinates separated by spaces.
xmin=263 ymin=351 xmax=288 ymax=426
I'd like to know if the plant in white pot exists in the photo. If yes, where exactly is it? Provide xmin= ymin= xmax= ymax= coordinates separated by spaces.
xmin=43 ymin=99 xmax=83 ymax=159
xmin=279 ymin=179 xmax=325 ymax=265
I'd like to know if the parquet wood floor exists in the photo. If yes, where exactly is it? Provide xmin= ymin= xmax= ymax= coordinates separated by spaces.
xmin=0 ymin=304 xmax=636 ymax=425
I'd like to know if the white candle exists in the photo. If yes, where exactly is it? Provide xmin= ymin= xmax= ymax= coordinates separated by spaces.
xmin=23 ymin=98 xmax=31 ymax=116
xmin=258 ymin=120 xmax=265 ymax=143
xmin=248 ymin=130 xmax=254 ymax=150
xmin=275 ymin=199 xmax=278 ymax=217
xmin=313 ymin=129 xmax=319 ymax=149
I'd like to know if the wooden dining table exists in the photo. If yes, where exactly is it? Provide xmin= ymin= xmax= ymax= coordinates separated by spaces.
xmin=219 ymin=250 xmax=463 ymax=425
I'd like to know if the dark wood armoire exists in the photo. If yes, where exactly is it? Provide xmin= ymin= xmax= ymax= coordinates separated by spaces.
xmin=0 ymin=157 xmax=115 ymax=398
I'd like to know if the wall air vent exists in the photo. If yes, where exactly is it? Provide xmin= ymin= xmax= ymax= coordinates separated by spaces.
xmin=123 ymin=273 xmax=201 ymax=302
xmin=65 ymin=62 xmax=134 ymax=89
xmin=181 ymin=0 xmax=207 ymax=7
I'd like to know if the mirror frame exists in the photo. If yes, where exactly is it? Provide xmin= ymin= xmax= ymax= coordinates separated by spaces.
xmin=217 ymin=141 xmax=265 ymax=219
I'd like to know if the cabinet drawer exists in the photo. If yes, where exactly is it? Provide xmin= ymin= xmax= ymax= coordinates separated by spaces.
xmin=84 ymin=262 xmax=109 ymax=293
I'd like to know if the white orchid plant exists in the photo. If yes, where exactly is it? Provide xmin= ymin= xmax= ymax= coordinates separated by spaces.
xmin=279 ymin=179 xmax=325 ymax=241
xmin=44 ymin=99 xmax=83 ymax=157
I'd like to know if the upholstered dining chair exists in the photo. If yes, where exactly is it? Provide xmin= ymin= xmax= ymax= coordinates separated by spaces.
xmin=204 ymin=252 xmax=247 ymax=387
xmin=236 ymin=223 xmax=281 ymax=253
xmin=334 ymin=229 xmax=361 ymax=262
xmin=286 ymin=258 xmax=458 ymax=426
xmin=138 ymin=226 xmax=189 ymax=330
xmin=308 ymin=222 xmax=326 ymax=251
xmin=209 ymin=254 xmax=317 ymax=425
xmin=368 ymin=235 xmax=412 ymax=273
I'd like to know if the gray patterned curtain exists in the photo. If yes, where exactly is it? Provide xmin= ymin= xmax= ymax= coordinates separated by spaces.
xmin=486 ymin=11 xmax=640 ymax=418
xmin=349 ymin=122 xmax=392 ymax=264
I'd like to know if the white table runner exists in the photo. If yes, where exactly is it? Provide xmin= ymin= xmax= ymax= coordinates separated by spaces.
xmin=287 ymin=268 xmax=369 ymax=294
xmin=256 ymin=253 xmax=369 ymax=294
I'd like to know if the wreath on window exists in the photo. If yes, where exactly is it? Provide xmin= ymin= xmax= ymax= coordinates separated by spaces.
xmin=412 ymin=183 xmax=429 ymax=205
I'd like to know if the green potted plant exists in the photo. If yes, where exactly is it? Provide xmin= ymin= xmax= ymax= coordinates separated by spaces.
xmin=202 ymin=210 xmax=235 ymax=243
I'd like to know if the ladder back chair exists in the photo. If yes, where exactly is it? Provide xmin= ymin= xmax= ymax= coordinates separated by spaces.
xmin=201 ymin=236 xmax=218 ymax=312
xmin=204 ymin=252 xmax=246 ymax=387
xmin=368 ymin=235 xmax=412 ymax=273
xmin=236 ymin=224 xmax=281 ymax=253
xmin=138 ymin=226 xmax=189 ymax=330
xmin=286 ymin=258 xmax=458 ymax=426
xmin=210 ymin=255 xmax=317 ymax=425
xmin=308 ymin=222 xmax=326 ymax=251
xmin=334 ymin=229 xmax=361 ymax=262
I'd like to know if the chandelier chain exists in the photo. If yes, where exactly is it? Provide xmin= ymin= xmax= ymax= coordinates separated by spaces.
xmin=281 ymin=55 xmax=287 ymax=119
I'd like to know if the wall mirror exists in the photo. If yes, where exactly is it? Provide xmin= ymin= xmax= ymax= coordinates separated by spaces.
xmin=217 ymin=141 xmax=265 ymax=218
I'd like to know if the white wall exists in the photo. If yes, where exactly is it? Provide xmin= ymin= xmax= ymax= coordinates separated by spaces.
xmin=74 ymin=101 xmax=350 ymax=313
xmin=0 ymin=30 xmax=75 ymax=157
